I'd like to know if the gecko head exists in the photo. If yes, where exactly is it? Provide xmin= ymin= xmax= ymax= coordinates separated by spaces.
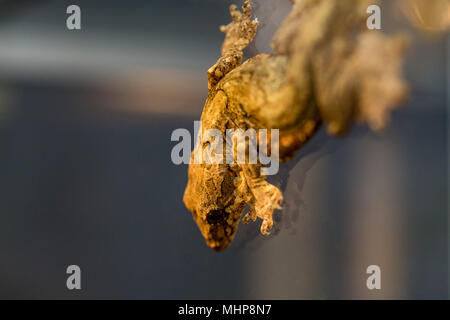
xmin=183 ymin=161 xmax=246 ymax=251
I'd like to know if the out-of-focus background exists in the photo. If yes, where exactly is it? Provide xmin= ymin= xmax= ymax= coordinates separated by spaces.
xmin=0 ymin=0 xmax=448 ymax=299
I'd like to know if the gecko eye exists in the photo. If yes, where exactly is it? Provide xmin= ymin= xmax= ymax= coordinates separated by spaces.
xmin=206 ymin=209 xmax=226 ymax=224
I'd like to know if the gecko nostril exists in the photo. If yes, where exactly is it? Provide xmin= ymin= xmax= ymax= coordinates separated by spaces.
xmin=206 ymin=209 xmax=226 ymax=224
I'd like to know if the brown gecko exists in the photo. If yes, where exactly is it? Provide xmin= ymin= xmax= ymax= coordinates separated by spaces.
xmin=183 ymin=0 xmax=407 ymax=251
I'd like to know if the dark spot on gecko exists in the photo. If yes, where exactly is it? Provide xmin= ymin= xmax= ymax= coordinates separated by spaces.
xmin=206 ymin=209 xmax=227 ymax=224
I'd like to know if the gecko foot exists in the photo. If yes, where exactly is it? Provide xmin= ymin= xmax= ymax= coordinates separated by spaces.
xmin=243 ymin=181 xmax=283 ymax=235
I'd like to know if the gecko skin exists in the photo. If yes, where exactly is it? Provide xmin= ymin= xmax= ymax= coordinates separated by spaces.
xmin=183 ymin=0 xmax=407 ymax=251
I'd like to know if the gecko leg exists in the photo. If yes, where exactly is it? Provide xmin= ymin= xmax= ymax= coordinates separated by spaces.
xmin=207 ymin=1 xmax=258 ymax=90
xmin=240 ymin=165 xmax=283 ymax=235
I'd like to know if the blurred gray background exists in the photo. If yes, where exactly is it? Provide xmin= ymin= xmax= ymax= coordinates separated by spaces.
xmin=0 ymin=0 xmax=448 ymax=299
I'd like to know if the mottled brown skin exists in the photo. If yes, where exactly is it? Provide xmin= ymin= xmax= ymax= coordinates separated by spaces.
xmin=184 ymin=0 xmax=407 ymax=251
xmin=184 ymin=54 xmax=320 ymax=251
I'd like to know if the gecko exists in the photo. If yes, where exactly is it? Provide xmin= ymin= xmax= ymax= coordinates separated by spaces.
xmin=183 ymin=0 xmax=407 ymax=251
